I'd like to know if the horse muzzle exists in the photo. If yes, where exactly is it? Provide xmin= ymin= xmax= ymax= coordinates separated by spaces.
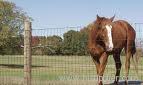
xmin=106 ymin=47 xmax=113 ymax=52
xmin=105 ymin=43 xmax=114 ymax=52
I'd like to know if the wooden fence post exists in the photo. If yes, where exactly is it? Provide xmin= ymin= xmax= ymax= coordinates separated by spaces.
xmin=24 ymin=20 xmax=32 ymax=85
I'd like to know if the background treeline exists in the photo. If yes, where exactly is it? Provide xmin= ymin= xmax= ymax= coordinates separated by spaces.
xmin=32 ymin=28 xmax=89 ymax=55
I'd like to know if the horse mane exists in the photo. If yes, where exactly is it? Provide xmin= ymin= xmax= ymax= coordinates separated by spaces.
xmin=87 ymin=22 xmax=105 ymax=56
xmin=87 ymin=23 xmax=98 ymax=47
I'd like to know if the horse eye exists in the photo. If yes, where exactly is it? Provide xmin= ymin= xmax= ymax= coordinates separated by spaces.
xmin=102 ymin=34 xmax=105 ymax=37
xmin=101 ymin=28 xmax=106 ymax=32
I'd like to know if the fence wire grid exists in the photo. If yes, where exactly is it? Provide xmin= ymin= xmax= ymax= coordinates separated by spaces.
xmin=0 ymin=23 xmax=143 ymax=85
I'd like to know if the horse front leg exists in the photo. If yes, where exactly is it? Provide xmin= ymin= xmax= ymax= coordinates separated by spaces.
xmin=90 ymin=55 xmax=100 ymax=84
xmin=91 ymin=55 xmax=100 ymax=74
xmin=89 ymin=47 xmax=105 ymax=85
xmin=98 ymin=52 xmax=108 ymax=85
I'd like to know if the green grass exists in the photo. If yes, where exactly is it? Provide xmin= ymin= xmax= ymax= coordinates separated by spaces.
xmin=0 ymin=55 xmax=143 ymax=85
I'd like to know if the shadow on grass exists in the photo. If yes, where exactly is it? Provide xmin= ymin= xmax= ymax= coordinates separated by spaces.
xmin=0 ymin=64 xmax=49 ymax=69
xmin=105 ymin=81 xmax=143 ymax=85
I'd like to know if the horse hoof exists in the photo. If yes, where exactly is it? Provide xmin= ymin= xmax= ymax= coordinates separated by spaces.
xmin=99 ymin=83 xmax=103 ymax=85
xmin=98 ymin=82 xmax=103 ymax=85
xmin=125 ymin=81 xmax=128 ymax=85
xmin=114 ymin=81 xmax=118 ymax=85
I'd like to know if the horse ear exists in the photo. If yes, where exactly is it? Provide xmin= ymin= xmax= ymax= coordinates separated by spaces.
xmin=97 ymin=14 xmax=100 ymax=20
xmin=110 ymin=15 xmax=115 ymax=22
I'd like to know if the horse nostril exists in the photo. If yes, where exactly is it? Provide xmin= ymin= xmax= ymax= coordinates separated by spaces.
xmin=105 ymin=43 xmax=109 ymax=49
xmin=106 ymin=46 xmax=109 ymax=50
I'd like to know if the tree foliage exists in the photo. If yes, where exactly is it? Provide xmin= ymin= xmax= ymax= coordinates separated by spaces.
xmin=0 ymin=1 xmax=30 ymax=55
xmin=31 ymin=27 xmax=89 ymax=56
xmin=61 ymin=28 xmax=88 ymax=55
xmin=32 ymin=35 xmax=63 ymax=55
xmin=61 ymin=30 xmax=79 ymax=55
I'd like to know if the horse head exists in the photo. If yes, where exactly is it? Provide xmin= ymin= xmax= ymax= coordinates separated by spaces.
xmin=94 ymin=15 xmax=115 ymax=52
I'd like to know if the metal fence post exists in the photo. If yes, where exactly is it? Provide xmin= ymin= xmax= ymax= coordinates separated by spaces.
xmin=24 ymin=20 xmax=32 ymax=85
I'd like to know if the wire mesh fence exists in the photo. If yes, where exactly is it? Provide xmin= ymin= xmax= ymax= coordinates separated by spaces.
xmin=0 ymin=23 xmax=143 ymax=85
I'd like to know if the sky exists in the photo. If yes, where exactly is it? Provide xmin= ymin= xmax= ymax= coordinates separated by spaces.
xmin=8 ymin=0 xmax=143 ymax=29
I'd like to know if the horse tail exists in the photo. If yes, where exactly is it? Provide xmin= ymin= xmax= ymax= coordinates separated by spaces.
xmin=131 ymin=40 xmax=136 ymax=55
xmin=131 ymin=38 xmax=138 ymax=66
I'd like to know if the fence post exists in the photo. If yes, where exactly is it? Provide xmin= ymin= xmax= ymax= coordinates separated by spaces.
xmin=24 ymin=20 xmax=32 ymax=85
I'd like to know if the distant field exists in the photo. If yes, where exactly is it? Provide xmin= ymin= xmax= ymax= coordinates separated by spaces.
xmin=0 ymin=55 xmax=143 ymax=85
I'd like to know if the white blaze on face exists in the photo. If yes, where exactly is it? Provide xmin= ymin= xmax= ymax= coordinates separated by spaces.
xmin=105 ymin=25 xmax=113 ymax=51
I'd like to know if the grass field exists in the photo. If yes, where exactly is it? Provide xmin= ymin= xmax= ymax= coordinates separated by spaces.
xmin=0 ymin=55 xmax=143 ymax=85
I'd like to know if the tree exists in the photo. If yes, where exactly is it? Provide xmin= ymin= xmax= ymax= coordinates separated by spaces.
xmin=0 ymin=1 xmax=30 ymax=55
xmin=45 ymin=35 xmax=63 ymax=55
xmin=62 ymin=30 xmax=87 ymax=55
xmin=78 ymin=27 xmax=88 ymax=55
xmin=32 ymin=35 xmax=63 ymax=55
xmin=61 ymin=27 xmax=89 ymax=55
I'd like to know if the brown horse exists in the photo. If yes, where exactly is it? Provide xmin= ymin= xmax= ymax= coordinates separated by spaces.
xmin=88 ymin=15 xmax=136 ymax=85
